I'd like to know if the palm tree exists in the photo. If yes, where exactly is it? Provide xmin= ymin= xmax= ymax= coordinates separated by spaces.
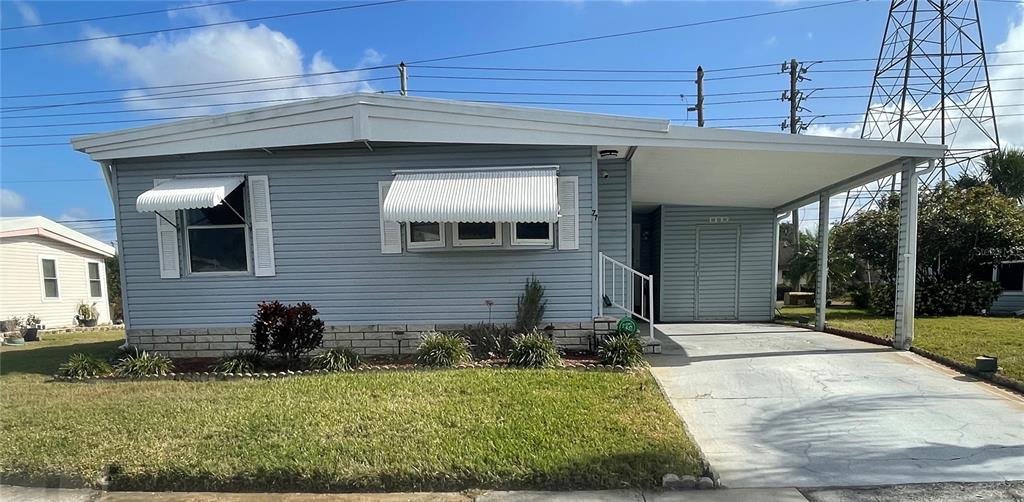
xmin=784 ymin=230 xmax=857 ymax=299
xmin=980 ymin=148 xmax=1024 ymax=204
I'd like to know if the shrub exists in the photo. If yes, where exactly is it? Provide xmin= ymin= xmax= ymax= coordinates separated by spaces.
xmin=211 ymin=350 xmax=264 ymax=373
xmin=416 ymin=331 xmax=471 ymax=367
xmin=114 ymin=350 xmax=174 ymax=377
xmin=515 ymin=275 xmax=547 ymax=332
xmin=76 ymin=301 xmax=99 ymax=322
xmin=58 ymin=353 xmax=113 ymax=378
xmin=251 ymin=301 xmax=325 ymax=366
xmin=461 ymin=322 xmax=515 ymax=359
xmin=870 ymin=279 xmax=1003 ymax=316
xmin=309 ymin=347 xmax=361 ymax=371
xmin=598 ymin=334 xmax=646 ymax=367
xmin=508 ymin=331 xmax=561 ymax=368
xmin=849 ymin=282 xmax=873 ymax=310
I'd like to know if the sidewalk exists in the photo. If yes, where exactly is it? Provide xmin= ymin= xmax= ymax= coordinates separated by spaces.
xmin=1 ymin=486 xmax=808 ymax=502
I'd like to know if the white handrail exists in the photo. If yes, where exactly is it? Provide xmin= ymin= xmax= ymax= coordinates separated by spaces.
xmin=599 ymin=252 xmax=655 ymax=341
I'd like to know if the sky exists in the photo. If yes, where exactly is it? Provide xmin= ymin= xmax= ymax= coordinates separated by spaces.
xmin=1 ymin=0 xmax=1022 ymax=243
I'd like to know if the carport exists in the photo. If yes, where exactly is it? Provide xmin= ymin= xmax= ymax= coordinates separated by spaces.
xmin=612 ymin=129 xmax=943 ymax=349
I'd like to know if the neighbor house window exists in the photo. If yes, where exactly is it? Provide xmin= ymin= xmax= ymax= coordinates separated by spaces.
xmin=87 ymin=261 xmax=103 ymax=297
xmin=453 ymin=222 xmax=501 ymax=247
xmin=512 ymin=222 xmax=553 ymax=246
xmin=40 ymin=258 xmax=59 ymax=299
xmin=406 ymin=222 xmax=445 ymax=249
xmin=184 ymin=184 xmax=250 ymax=273
xmin=997 ymin=261 xmax=1024 ymax=293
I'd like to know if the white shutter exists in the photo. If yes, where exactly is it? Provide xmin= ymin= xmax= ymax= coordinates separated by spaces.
xmin=248 ymin=175 xmax=276 ymax=276
xmin=379 ymin=180 xmax=402 ymax=254
xmin=557 ymin=176 xmax=579 ymax=250
xmin=153 ymin=179 xmax=180 ymax=279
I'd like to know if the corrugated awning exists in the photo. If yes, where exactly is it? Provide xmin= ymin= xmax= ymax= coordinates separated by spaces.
xmin=136 ymin=175 xmax=245 ymax=213
xmin=382 ymin=167 xmax=559 ymax=223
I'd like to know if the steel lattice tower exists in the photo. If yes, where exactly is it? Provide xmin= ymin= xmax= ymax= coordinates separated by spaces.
xmin=841 ymin=0 xmax=1000 ymax=221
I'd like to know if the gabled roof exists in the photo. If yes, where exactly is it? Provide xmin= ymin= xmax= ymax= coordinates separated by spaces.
xmin=70 ymin=92 xmax=945 ymax=162
xmin=0 ymin=216 xmax=115 ymax=257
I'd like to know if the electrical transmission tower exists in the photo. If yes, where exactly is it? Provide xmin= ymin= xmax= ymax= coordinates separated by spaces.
xmin=841 ymin=0 xmax=1000 ymax=222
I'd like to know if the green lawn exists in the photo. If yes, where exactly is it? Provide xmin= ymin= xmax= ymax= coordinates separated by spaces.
xmin=780 ymin=306 xmax=1024 ymax=381
xmin=0 ymin=331 xmax=702 ymax=492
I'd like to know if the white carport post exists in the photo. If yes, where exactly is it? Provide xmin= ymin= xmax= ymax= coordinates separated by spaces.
xmin=815 ymin=192 xmax=830 ymax=331
xmin=893 ymin=160 xmax=928 ymax=350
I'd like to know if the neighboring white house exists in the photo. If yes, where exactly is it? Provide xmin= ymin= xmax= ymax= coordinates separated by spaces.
xmin=0 ymin=216 xmax=116 ymax=328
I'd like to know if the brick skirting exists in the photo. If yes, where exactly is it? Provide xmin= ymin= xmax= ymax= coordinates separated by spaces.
xmin=127 ymin=320 xmax=618 ymax=358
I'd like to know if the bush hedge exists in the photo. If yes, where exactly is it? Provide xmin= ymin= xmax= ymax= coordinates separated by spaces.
xmin=508 ymin=331 xmax=561 ymax=368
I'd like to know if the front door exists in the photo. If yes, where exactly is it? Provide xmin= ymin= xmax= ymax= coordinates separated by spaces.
xmin=696 ymin=225 xmax=740 ymax=320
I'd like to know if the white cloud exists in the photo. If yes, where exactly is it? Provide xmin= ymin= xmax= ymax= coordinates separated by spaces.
xmin=0 ymin=188 xmax=26 ymax=215
xmin=764 ymin=35 xmax=778 ymax=47
xmin=13 ymin=1 xmax=40 ymax=25
xmin=81 ymin=3 xmax=385 ymax=117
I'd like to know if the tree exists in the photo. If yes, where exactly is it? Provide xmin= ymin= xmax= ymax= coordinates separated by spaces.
xmin=833 ymin=184 xmax=1024 ymax=315
xmin=980 ymin=148 xmax=1024 ymax=204
xmin=104 ymin=255 xmax=122 ymax=322
xmin=784 ymin=229 xmax=857 ymax=298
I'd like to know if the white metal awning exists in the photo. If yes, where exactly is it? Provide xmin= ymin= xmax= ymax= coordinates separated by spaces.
xmin=382 ymin=167 xmax=559 ymax=223
xmin=136 ymin=175 xmax=245 ymax=213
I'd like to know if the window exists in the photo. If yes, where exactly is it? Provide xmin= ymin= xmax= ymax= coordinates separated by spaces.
xmin=453 ymin=222 xmax=502 ymax=247
xmin=997 ymin=262 xmax=1024 ymax=293
xmin=512 ymin=222 xmax=553 ymax=246
xmin=184 ymin=185 xmax=250 ymax=273
xmin=40 ymin=258 xmax=59 ymax=299
xmin=406 ymin=222 xmax=445 ymax=249
xmin=87 ymin=262 xmax=103 ymax=297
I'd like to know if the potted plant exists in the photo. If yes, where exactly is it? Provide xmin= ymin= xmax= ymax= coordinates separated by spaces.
xmin=22 ymin=314 xmax=41 ymax=342
xmin=76 ymin=302 xmax=99 ymax=328
xmin=2 ymin=317 xmax=25 ymax=346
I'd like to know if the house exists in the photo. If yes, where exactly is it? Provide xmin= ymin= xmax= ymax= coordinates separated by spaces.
xmin=992 ymin=261 xmax=1024 ymax=315
xmin=70 ymin=93 xmax=944 ymax=358
xmin=0 ymin=216 xmax=116 ymax=328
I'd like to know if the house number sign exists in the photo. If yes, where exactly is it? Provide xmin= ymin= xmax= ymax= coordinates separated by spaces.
xmin=708 ymin=217 xmax=730 ymax=223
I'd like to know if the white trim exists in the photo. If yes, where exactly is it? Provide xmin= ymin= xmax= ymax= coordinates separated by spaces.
xmin=406 ymin=222 xmax=445 ymax=250
xmin=38 ymin=255 xmax=61 ymax=301
xmin=85 ymin=260 xmax=104 ymax=299
xmin=182 ymin=184 xmax=252 ymax=276
xmin=511 ymin=222 xmax=553 ymax=247
xmin=452 ymin=222 xmax=502 ymax=247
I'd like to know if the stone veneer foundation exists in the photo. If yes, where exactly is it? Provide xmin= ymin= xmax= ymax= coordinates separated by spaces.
xmin=126 ymin=319 xmax=625 ymax=358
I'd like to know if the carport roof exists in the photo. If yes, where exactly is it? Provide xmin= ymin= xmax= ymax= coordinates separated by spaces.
xmin=71 ymin=93 xmax=945 ymax=210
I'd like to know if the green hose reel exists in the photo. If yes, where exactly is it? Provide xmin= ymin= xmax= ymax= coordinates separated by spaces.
xmin=616 ymin=316 xmax=639 ymax=336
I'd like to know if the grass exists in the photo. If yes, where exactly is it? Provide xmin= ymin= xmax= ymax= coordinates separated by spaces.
xmin=0 ymin=330 xmax=702 ymax=492
xmin=0 ymin=329 xmax=125 ymax=376
xmin=780 ymin=306 xmax=1024 ymax=382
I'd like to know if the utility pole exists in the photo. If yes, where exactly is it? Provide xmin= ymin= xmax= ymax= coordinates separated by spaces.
xmin=398 ymin=62 xmax=408 ymax=96
xmin=781 ymin=58 xmax=810 ymax=291
xmin=690 ymin=66 xmax=705 ymax=127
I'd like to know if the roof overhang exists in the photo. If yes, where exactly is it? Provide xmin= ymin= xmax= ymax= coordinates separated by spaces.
xmin=70 ymin=93 xmax=946 ymax=212
xmin=0 ymin=217 xmax=115 ymax=257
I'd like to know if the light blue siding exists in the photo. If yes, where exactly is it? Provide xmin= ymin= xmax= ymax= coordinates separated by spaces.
xmin=597 ymin=159 xmax=629 ymax=266
xmin=660 ymin=206 xmax=774 ymax=322
xmin=991 ymin=293 xmax=1024 ymax=315
xmin=114 ymin=144 xmax=595 ymax=328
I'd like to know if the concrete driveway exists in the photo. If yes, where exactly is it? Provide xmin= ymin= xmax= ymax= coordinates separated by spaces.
xmin=648 ymin=323 xmax=1024 ymax=488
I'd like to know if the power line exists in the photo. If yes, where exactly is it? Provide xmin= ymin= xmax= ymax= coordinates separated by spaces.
xmin=1 ymin=0 xmax=248 ymax=31
xmin=1 ymin=0 xmax=410 ymax=51
xmin=406 ymin=0 xmax=864 ymax=64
